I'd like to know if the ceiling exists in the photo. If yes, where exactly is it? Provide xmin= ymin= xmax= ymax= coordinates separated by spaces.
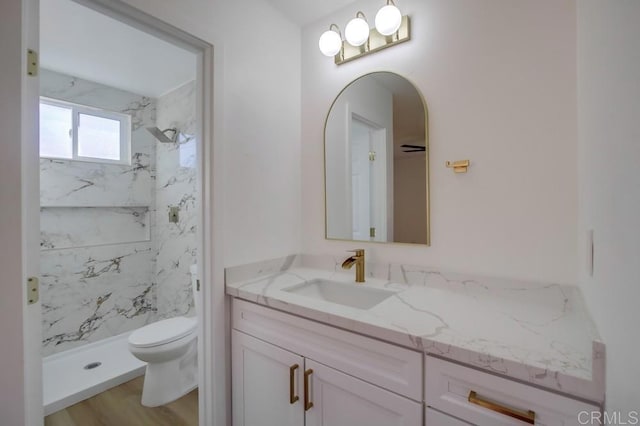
xmin=265 ymin=0 xmax=357 ymax=26
xmin=40 ymin=0 xmax=196 ymax=98
xmin=39 ymin=0 xmax=352 ymax=98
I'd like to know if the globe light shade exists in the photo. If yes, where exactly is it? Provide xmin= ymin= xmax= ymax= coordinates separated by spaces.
xmin=345 ymin=17 xmax=370 ymax=47
xmin=375 ymin=5 xmax=402 ymax=36
xmin=318 ymin=30 xmax=342 ymax=57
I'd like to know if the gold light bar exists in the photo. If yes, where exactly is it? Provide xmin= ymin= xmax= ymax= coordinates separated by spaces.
xmin=334 ymin=15 xmax=411 ymax=65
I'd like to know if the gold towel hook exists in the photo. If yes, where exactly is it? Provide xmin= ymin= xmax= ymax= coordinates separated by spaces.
xmin=446 ymin=160 xmax=470 ymax=173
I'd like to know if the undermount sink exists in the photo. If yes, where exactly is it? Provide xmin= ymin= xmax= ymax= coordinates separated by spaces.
xmin=283 ymin=279 xmax=395 ymax=310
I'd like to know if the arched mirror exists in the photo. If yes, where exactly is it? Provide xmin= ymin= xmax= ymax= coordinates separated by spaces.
xmin=324 ymin=72 xmax=430 ymax=245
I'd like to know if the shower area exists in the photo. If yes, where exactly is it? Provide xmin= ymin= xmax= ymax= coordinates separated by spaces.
xmin=39 ymin=67 xmax=198 ymax=414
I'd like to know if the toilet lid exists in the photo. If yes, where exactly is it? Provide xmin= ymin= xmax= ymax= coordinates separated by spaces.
xmin=129 ymin=317 xmax=197 ymax=348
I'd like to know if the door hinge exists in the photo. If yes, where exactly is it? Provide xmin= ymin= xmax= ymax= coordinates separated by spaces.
xmin=196 ymin=279 xmax=201 ymax=292
xmin=27 ymin=49 xmax=38 ymax=77
xmin=370 ymin=227 xmax=376 ymax=238
xmin=27 ymin=277 xmax=39 ymax=305
xmin=368 ymin=151 xmax=376 ymax=161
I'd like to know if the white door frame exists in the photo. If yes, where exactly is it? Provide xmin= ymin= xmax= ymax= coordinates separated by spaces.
xmin=348 ymin=113 xmax=388 ymax=242
xmin=369 ymin=127 xmax=388 ymax=242
xmin=15 ymin=0 xmax=221 ymax=424
xmin=0 ymin=0 xmax=42 ymax=424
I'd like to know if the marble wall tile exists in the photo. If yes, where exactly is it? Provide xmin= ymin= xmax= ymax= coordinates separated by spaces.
xmin=40 ymin=69 xmax=157 ymax=355
xmin=41 ymin=242 xmax=156 ymax=356
xmin=41 ymin=207 xmax=149 ymax=250
xmin=40 ymin=69 xmax=156 ymax=207
xmin=40 ymin=157 xmax=154 ymax=207
xmin=40 ymin=70 xmax=198 ymax=355
xmin=154 ymin=81 xmax=198 ymax=320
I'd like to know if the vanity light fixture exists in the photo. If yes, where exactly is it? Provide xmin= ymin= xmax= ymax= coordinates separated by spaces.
xmin=319 ymin=24 xmax=343 ymax=57
xmin=345 ymin=12 xmax=370 ymax=47
xmin=318 ymin=0 xmax=411 ymax=65
xmin=375 ymin=0 xmax=403 ymax=36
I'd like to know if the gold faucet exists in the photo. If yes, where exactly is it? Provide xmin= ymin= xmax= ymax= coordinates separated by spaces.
xmin=342 ymin=249 xmax=365 ymax=283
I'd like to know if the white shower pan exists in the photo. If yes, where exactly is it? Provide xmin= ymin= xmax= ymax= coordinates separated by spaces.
xmin=43 ymin=330 xmax=146 ymax=416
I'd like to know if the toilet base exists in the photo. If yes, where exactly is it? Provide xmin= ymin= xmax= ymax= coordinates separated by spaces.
xmin=140 ymin=341 xmax=198 ymax=407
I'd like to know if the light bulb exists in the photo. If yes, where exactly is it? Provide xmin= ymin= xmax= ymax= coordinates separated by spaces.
xmin=345 ymin=16 xmax=370 ymax=47
xmin=318 ymin=29 xmax=342 ymax=57
xmin=375 ymin=4 xmax=402 ymax=36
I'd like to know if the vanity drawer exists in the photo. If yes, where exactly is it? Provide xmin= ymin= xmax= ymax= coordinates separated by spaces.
xmin=232 ymin=298 xmax=422 ymax=400
xmin=425 ymin=356 xmax=600 ymax=426
xmin=426 ymin=407 xmax=472 ymax=425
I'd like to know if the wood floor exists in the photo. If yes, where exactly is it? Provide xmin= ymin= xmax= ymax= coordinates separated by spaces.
xmin=44 ymin=376 xmax=198 ymax=426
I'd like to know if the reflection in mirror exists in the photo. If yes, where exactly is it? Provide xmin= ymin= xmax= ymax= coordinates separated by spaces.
xmin=324 ymin=72 xmax=429 ymax=245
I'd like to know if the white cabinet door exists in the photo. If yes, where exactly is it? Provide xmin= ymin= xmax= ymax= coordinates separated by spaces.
xmin=233 ymin=299 xmax=423 ymax=401
xmin=305 ymin=359 xmax=422 ymax=426
xmin=426 ymin=407 xmax=471 ymax=425
xmin=232 ymin=330 xmax=304 ymax=426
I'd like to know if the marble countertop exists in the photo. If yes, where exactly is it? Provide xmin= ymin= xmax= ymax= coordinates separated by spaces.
xmin=225 ymin=255 xmax=605 ymax=402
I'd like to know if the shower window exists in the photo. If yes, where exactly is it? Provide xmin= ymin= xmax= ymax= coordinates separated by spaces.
xmin=39 ymin=97 xmax=131 ymax=164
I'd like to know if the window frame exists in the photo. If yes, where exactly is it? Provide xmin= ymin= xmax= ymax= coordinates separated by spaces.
xmin=40 ymin=97 xmax=132 ymax=165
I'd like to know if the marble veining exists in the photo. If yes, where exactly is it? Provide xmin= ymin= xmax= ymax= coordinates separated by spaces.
xmin=154 ymin=81 xmax=197 ymax=320
xmin=41 ymin=207 xmax=149 ymax=250
xmin=40 ymin=69 xmax=158 ymax=356
xmin=39 ymin=70 xmax=197 ymax=356
xmin=40 ymin=69 xmax=156 ymax=208
xmin=41 ymin=243 xmax=156 ymax=355
xmin=226 ymin=254 xmax=605 ymax=402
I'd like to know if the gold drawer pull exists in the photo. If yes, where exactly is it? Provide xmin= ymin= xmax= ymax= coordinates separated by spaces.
xmin=289 ymin=364 xmax=299 ymax=404
xmin=304 ymin=369 xmax=314 ymax=411
xmin=468 ymin=391 xmax=535 ymax=424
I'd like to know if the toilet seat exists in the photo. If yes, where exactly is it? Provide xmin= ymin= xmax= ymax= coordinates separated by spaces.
xmin=129 ymin=317 xmax=197 ymax=348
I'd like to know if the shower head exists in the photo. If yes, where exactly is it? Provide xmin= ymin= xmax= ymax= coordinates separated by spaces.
xmin=146 ymin=127 xmax=178 ymax=143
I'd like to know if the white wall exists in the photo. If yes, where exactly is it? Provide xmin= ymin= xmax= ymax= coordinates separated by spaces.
xmin=216 ymin=1 xmax=301 ymax=267
xmin=577 ymin=0 xmax=640 ymax=413
xmin=302 ymin=0 xmax=578 ymax=284
xmin=114 ymin=2 xmax=301 ymax=425
xmin=120 ymin=0 xmax=302 ymax=268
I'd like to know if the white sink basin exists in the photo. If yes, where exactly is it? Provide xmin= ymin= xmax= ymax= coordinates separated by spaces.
xmin=283 ymin=279 xmax=395 ymax=310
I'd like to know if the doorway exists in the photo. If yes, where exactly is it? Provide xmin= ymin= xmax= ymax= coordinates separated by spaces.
xmin=35 ymin=0 xmax=213 ymax=424
xmin=349 ymin=115 xmax=388 ymax=243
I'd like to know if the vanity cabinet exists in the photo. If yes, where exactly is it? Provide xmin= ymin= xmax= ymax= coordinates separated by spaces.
xmin=231 ymin=299 xmax=422 ymax=426
xmin=231 ymin=298 xmax=601 ymax=426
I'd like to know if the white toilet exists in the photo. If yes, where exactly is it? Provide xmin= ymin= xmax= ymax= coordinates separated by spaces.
xmin=128 ymin=264 xmax=200 ymax=407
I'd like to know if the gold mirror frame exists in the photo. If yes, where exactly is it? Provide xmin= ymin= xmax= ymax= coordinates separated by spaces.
xmin=323 ymin=71 xmax=430 ymax=246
